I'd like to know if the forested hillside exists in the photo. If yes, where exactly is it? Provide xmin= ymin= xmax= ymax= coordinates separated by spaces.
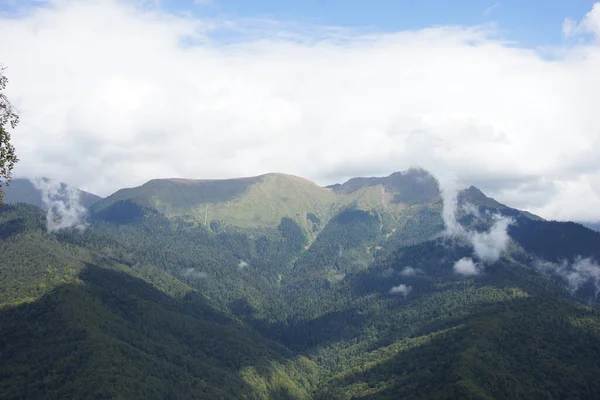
xmin=1 ymin=170 xmax=600 ymax=399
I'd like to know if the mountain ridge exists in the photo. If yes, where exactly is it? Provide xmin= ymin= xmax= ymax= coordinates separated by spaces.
xmin=1 ymin=167 xmax=600 ymax=398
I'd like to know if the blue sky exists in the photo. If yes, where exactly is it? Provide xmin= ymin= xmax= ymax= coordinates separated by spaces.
xmin=1 ymin=0 xmax=597 ymax=45
xmin=174 ymin=0 xmax=595 ymax=45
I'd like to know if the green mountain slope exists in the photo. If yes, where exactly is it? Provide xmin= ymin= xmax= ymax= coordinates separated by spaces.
xmin=90 ymin=169 xmax=446 ymax=236
xmin=0 ymin=266 xmax=317 ymax=399
xmin=0 ymin=205 xmax=316 ymax=399
xmin=316 ymin=296 xmax=600 ymax=399
xmin=2 ymin=169 xmax=600 ymax=399
xmin=328 ymin=167 xmax=440 ymax=205
xmin=91 ymin=173 xmax=337 ymax=232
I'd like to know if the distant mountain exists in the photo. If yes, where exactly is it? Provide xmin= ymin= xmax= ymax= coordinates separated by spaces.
xmin=2 ymin=178 xmax=101 ymax=209
xmin=2 ymin=168 xmax=599 ymax=399
xmin=91 ymin=168 xmax=542 ymax=240
xmin=91 ymin=173 xmax=336 ymax=231
xmin=91 ymin=169 xmax=447 ymax=237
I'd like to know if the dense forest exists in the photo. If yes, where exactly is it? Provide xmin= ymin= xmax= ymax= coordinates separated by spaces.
xmin=1 ymin=172 xmax=600 ymax=399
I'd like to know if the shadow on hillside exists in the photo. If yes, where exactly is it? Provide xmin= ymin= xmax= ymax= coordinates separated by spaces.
xmin=0 ymin=217 xmax=28 ymax=239
xmin=254 ymin=246 xmax=578 ymax=355
xmin=315 ymin=296 xmax=600 ymax=400
xmin=0 ymin=264 xmax=303 ymax=399
xmin=249 ymin=283 xmax=512 ymax=354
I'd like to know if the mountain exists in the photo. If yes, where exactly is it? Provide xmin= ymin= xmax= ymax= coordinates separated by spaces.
xmin=458 ymin=185 xmax=544 ymax=221
xmin=91 ymin=173 xmax=337 ymax=232
xmin=1 ymin=168 xmax=600 ymax=399
xmin=2 ymin=178 xmax=101 ymax=208
xmin=91 ymin=168 xmax=447 ymax=240
xmin=0 ymin=204 xmax=316 ymax=399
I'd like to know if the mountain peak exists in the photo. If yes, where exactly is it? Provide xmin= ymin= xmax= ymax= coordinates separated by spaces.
xmin=328 ymin=168 xmax=440 ymax=205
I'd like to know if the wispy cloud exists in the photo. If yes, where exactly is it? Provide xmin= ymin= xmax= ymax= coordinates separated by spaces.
xmin=483 ymin=1 xmax=500 ymax=17
xmin=535 ymin=257 xmax=600 ymax=297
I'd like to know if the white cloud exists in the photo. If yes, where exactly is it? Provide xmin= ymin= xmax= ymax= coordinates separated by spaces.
xmin=31 ymin=177 xmax=88 ymax=232
xmin=2 ymin=1 xmax=600 ymax=220
xmin=453 ymin=257 xmax=480 ymax=276
xmin=469 ymin=214 xmax=513 ymax=263
xmin=439 ymin=173 xmax=468 ymax=237
xmin=563 ymin=3 xmax=600 ymax=39
xmin=238 ymin=260 xmax=249 ymax=269
xmin=483 ymin=2 xmax=500 ymax=17
xmin=389 ymin=283 xmax=412 ymax=296
xmin=440 ymin=178 xmax=513 ymax=265
xmin=462 ymin=202 xmax=481 ymax=219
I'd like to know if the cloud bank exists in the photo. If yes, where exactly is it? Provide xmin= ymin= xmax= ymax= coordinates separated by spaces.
xmin=2 ymin=1 xmax=600 ymax=220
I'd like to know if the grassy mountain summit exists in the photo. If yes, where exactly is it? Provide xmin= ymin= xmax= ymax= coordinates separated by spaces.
xmin=91 ymin=168 xmax=445 ymax=235
xmin=91 ymin=173 xmax=337 ymax=231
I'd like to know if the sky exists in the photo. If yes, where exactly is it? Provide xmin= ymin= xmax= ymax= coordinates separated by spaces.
xmin=1 ymin=0 xmax=600 ymax=222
